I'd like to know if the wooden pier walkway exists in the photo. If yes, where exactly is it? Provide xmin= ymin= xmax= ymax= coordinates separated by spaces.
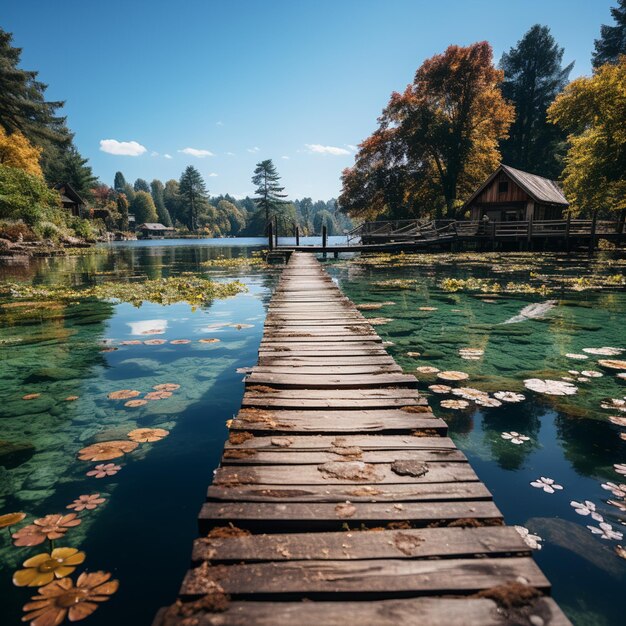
xmin=154 ymin=252 xmax=571 ymax=626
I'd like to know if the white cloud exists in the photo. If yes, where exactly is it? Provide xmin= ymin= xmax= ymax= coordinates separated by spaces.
xmin=305 ymin=144 xmax=350 ymax=156
xmin=281 ymin=155 xmax=290 ymax=160
xmin=207 ymin=172 xmax=219 ymax=177
xmin=178 ymin=147 xmax=214 ymax=158
xmin=347 ymin=144 xmax=358 ymax=152
xmin=150 ymin=151 xmax=159 ymax=157
xmin=99 ymin=139 xmax=147 ymax=156
xmin=163 ymin=154 xmax=173 ymax=159
xmin=225 ymin=151 xmax=236 ymax=156
xmin=247 ymin=146 xmax=260 ymax=153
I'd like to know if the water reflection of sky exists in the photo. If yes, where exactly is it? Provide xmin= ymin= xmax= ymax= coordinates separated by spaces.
xmin=0 ymin=243 xmax=624 ymax=626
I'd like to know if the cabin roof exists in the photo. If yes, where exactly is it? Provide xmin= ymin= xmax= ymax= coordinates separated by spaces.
xmin=138 ymin=222 xmax=172 ymax=230
xmin=54 ymin=182 xmax=85 ymax=206
xmin=463 ymin=164 xmax=569 ymax=208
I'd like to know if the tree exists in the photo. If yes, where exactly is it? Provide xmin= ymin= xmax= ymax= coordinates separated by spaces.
xmin=117 ymin=193 xmax=129 ymax=231
xmin=593 ymin=0 xmax=626 ymax=68
xmin=113 ymin=171 xmax=127 ymax=194
xmin=499 ymin=25 xmax=573 ymax=177
xmin=58 ymin=145 xmax=97 ymax=197
xmin=0 ymin=29 xmax=66 ymax=148
xmin=547 ymin=57 xmax=626 ymax=214
xmin=298 ymin=197 xmax=313 ymax=233
xmin=178 ymin=166 xmax=208 ymax=231
xmin=252 ymin=159 xmax=288 ymax=224
xmin=341 ymin=42 xmax=514 ymax=219
xmin=150 ymin=179 xmax=172 ymax=226
xmin=0 ymin=164 xmax=61 ymax=226
xmin=217 ymin=199 xmax=246 ymax=234
xmin=163 ymin=179 xmax=181 ymax=224
xmin=313 ymin=209 xmax=339 ymax=235
xmin=130 ymin=191 xmax=158 ymax=224
xmin=0 ymin=127 xmax=43 ymax=177
xmin=134 ymin=178 xmax=150 ymax=193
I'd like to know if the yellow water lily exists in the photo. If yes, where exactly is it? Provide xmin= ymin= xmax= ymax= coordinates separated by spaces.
xmin=13 ymin=548 xmax=85 ymax=587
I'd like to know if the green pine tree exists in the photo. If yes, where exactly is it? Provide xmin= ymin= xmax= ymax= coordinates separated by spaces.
xmin=114 ymin=171 xmax=127 ymax=194
xmin=130 ymin=191 xmax=158 ymax=224
xmin=593 ymin=1 xmax=626 ymax=67
xmin=252 ymin=159 xmax=288 ymax=227
xmin=499 ymin=25 xmax=573 ymax=177
xmin=150 ymin=179 xmax=172 ymax=226
xmin=133 ymin=178 xmax=150 ymax=193
xmin=178 ymin=166 xmax=208 ymax=231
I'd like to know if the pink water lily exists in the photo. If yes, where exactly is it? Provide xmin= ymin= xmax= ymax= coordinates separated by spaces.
xmin=501 ymin=432 xmax=530 ymax=445
xmin=530 ymin=477 xmax=563 ymax=494
xmin=86 ymin=463 xmax=121 ymax=479
xmin=614 ymin=464 xmax=626 ymax=476
xmin=67 ymin=494 xmax=105 ymax=512
xmin=601 ymin=482 xmax=626 ymax=498
xmin=570 ymin=500 xmax=603 ymax=522
xmin=587 ymin=522 xmax=623 ymax=541
xmin=514 ymin=525 xmax=542 ymax=550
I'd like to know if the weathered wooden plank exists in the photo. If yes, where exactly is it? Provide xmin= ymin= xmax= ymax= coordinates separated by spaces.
xmin=154 ymin=597 xmax=570 ymax=626
xmin=258 ymin=344 xmax=389 ymax=354
xmin=245 ymin=373 xmax=416 ymax=388
xmin=260 ymin=335 xmax=382 ymax=343
xmin=250 ymin=365 xmax=403 ymax=375
xmin=213 ymin=462 xmax=478 ymax=486
xmin=221 ymin=448 xmax=466 ymax=465
xmin=263 ymin=326 xmax=378 ymax=336
xmin=224 ymin=435 xmax=456 ymax=450
xmin=181 ymin=556 xmax=548 ymax=597
xmin=192 ymin=526 xmax=528 ymax=563
xmin=206 ymin=481 xmax=492 ymax=503
xmin=257 ymin=356 xmax=398 ymax=366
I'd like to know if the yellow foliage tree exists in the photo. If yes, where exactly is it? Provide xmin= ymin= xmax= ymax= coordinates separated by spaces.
xmin=547 ymin=57 xmax=626 ymax=214
xmin=0 ymin=127 xmax=43 ymax=177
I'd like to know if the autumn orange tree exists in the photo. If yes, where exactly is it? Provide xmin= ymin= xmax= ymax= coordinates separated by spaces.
xmin=0 ymin=127 xmax=43 ymax=177
xmin=340 ymin=42 xmax=514 ymax=219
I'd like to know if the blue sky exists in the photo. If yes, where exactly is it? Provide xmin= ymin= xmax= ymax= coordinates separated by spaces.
xmin=3 ymin=0 xmax=617 ymax=200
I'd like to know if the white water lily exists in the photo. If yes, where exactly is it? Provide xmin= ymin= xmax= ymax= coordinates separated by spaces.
xmin=587 ymin=522 xmax=623 ymax=541
xmin=530 ymin=477 xmax=563 ymax=494
xmin=565 ymin=353 xmax=589 ymax=360
xmin=428 ymin=384 xmax=452 ymax=394
xmin=501 ymin=431 xmax=530 ymax=445
xmin=614 ymin=464 xmax=626 ymax=476
xmin=474 ymin=396 xmax=502 ymax=408
xmin=581 ymin=370 xmax=603 ymax=378
xmin=440 ymin=399 xmax=469 ymax=410
xmin=601 ymin=482 xmax=626 ymax=498
xmin=524 ymin=378 xmax=578 ymax=396
xmin=416 ymin=366 xmax=440 ymax=374
xmin=459 ymin=348 xmax=484 ymax=360
xmin=514 ymin=525 xmax=542 ymax=550
xmin=570 ymin=500 xmax=604 ymax=522
xmin=601 ymin=398 xmax=626 ymax=412
xmin=583 ymin=347 xmax=624 ymax=356
xmin=451 ymin=387 xmax=488 ymax=401
xmin=494 ymin=391 xmax=526 ymax=403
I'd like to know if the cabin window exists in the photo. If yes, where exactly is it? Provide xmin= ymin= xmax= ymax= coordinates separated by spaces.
xmin=498 ymin=181 xmax=508 ymax=194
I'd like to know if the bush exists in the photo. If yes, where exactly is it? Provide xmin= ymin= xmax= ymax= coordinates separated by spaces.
xmin=0 ymin=164 xmax=63 ymax=227
xmin=0 ymin=219 xmax=36 ymax=242
xmin=69 ymin=217 xmax=98 ymax=240
xmin=34 ymin=221 xmax=64 ymax=241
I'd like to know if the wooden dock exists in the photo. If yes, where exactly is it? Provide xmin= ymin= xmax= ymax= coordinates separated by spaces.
xmin=154 ymin=252 xmax=571 ymax=626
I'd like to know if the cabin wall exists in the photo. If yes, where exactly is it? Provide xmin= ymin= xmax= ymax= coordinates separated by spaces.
xmin=475 ymin=172 xmax=530 ymax=204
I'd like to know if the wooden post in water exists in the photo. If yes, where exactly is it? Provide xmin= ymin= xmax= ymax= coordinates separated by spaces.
xmin=322 ymin=225 xmax=328 ymax=250
xmin=267 ymin=221 xmax=274 ymax=250
xmin=565 ymin=211 xmax=571 ymax=253
xmin=274 ymin=216 xmax=279 ymax=249
xmin=588 ymin=210 xmax=598 ymax=256
xmin=295 ymin=224 xmax=300 ymax=246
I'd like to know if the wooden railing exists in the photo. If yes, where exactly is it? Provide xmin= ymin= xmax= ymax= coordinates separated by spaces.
xmin=348 ymin=219 xmax=622 ymax=244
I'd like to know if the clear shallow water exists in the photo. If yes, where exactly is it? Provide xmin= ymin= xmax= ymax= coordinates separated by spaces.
xmin=0 ymin=243 xmax=624 ymax=626
xmin=326 ymin=252 xmax=626 ymax=626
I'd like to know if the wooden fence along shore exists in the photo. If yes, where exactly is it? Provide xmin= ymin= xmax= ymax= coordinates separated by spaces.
xmin=154 ymin=252 xmax=572 ymax=625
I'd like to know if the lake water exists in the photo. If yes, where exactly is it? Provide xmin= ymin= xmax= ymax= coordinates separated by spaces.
xmin=1 ymin=239 xmax=625 ymax=626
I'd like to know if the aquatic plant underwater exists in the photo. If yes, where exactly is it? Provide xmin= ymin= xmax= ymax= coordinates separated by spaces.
xmin=0 ymin=242 xmax=625 ymax=625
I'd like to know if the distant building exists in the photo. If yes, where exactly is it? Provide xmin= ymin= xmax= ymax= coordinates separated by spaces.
xmin=137 ymin=222 xmax=175 ymax=239
xmin=54 ymin=183 xmax=85 ymax=217
xmin=463 ymin=164 xmax=569 ymax=222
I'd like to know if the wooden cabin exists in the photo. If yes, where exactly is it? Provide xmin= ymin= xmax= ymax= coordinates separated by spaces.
xmin=54 ymin=183 xmax=85 ymax=217
xmin=137 ymin=222 xmax=174 ymax=239
xmin=463 ymin=165 xmax=568 ymax=222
